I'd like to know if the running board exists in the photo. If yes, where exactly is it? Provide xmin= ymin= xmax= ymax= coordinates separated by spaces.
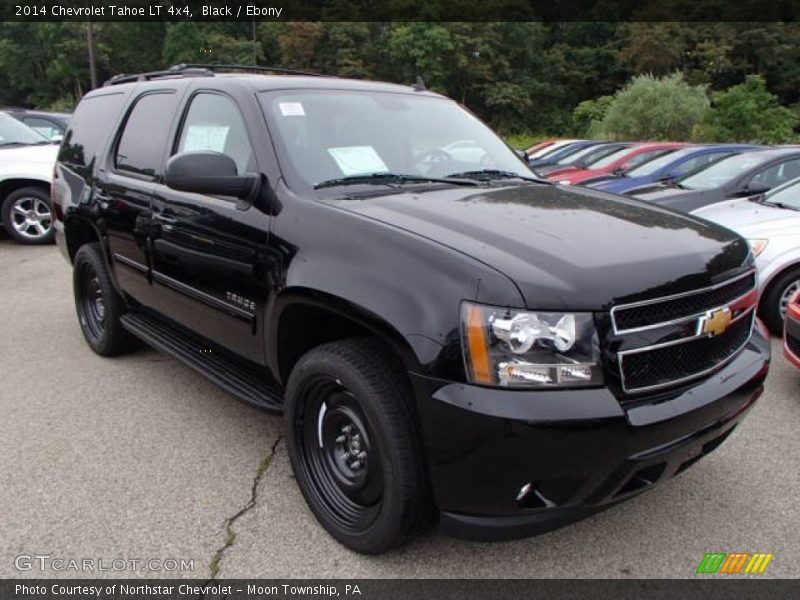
xmin=120 ymin=312 xmax=283 ymax=412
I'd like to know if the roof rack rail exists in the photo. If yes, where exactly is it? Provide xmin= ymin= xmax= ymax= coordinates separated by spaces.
xmin=169 ymin=63 xmax=330 ymax=77
xmin=104 ymin=67 xmax=213 ymax=87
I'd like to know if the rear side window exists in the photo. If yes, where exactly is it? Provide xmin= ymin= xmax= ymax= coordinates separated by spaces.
xmin=59 ymin=92 xmax=125 ymax=171
xmin=115 ymin=92 xmax=178 ymax=178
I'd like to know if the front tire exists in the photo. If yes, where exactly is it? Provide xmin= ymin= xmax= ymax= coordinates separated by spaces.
xmin=760 ymin=266 xmax=800 ymax=335
xmin=73 ymin=243 xmax=138 ymax=356
xmin=284 ymin=338 xmax=431 ymax=554
xmin=1 ymin=187 xmax=54 ymax=245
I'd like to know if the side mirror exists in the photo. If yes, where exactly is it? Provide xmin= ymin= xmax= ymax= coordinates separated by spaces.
xmin=740 ymin=181 xmax=771 ymax=196
xmin=612 ymin=166 xmax=626 ymax=176
xmin=165 ymin=151 xmax=260 ymax=208
xmin=658 ymin=170 xmax=680 ymax=182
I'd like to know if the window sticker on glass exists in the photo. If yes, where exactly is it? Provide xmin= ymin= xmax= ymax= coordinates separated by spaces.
xmin=327 ymin=146 xmax=389 ymax=176
xmin=279 ymin=102 xmax=306 ymax=117
xmin=182 ymin=124 xmax=230 ymax=153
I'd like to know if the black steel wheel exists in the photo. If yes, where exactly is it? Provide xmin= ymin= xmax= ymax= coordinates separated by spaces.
xmin=285 ymin=338 xmax=431 ymax=554
xmin=73 ymin=243 xmax=138 ymax=356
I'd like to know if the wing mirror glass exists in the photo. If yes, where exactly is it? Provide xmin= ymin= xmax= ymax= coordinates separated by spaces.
xmin=741 ymin=181 xmax=771 ymax=196
xmin=165 ymin=151 xmax=261 ymax=209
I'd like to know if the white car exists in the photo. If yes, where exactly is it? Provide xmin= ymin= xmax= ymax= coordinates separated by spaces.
xmin=0 ymin=113 xmax=58 ymax=244
xmin=693 ymin=178 xmax=800 ymax=334
xmin=442 ymin=139 xmax=487 ymax=163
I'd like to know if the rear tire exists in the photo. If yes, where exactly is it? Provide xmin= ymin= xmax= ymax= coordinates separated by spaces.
xmin=1 ymin=187 xmax=54 ymax=245
xmin=73 ymin=243 xmax=138 ymax=356
xmin=760 ymin=266 xmax=800 ymax=336
xmin=284 ymin=338 xmax=431 ymax=554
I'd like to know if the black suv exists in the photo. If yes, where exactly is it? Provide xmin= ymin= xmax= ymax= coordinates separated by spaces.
xmin=54 ymin=65 xmax=770 ymax=554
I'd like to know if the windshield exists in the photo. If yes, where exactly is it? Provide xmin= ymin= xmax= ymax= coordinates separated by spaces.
xmin=762 ymin=178 xmax=800 ymax=209
xmin=556 ymin=144 xmax=603 ymax=165
xmin=626 ymin=147 xmax=698 ymax=177
xmin=0 ymin=113 xmax=48 ymax=146
xmin=589 ymin=146 xmax=645 ymax=169
xmin=678 ymin=152 xmax=771 ymax=190
xmin=261 ymin=90 xmax=533 ymax=188
xmin=530 ymin=140 xmax=574 ymax=159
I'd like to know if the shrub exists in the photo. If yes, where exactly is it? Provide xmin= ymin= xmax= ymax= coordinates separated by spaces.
xmin=595 ymin=73 xmax=709 ymax=140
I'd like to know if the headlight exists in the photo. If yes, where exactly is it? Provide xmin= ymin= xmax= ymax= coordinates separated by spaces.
xmin=558 ymin=180 xmax=571 ymax=185
xmin=461 ymin=302 xmax=603 ymax=388
xmin=747 ymin=238 xmax=768 ymax=257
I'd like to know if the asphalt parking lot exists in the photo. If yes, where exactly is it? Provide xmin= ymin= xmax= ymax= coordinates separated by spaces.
xmin=1 ymin=239 xmax=798 ymax=579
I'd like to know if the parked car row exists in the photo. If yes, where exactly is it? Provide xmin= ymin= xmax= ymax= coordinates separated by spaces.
xmin=525 ymin=139 xmax=800 ymax=340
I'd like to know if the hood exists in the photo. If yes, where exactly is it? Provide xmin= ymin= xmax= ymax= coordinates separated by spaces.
xmin=631 ymin=185 xmax=728 ymax=213
xmin=0 ymin=144 xmax=58 ymax=182
xmin=322 ymin=184 xmax=750 ymax=311
xmin=0 ymin=144 xmax=59 ymax=163
xmin=694 ymin=197 xmax=800 ymax=238
xmin=540 ymin=164 xmax=581 ymax=178
xmin=591 ymin=175 xmax=650 ymax=194
xmin=554 ymin=167 xmax=597 ymax=184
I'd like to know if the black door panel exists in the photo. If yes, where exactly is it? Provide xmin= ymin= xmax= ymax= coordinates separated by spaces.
xmin=148 ymin=191 xmax=269 ymax=362
xmin=148 ymin=90 xmax=270 ymax=363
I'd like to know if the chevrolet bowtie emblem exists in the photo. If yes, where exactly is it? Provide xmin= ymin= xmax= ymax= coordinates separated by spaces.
xmin=700 ymin=307 xmax=733 ymax=337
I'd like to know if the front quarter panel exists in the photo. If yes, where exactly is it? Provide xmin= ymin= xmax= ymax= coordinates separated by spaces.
xmin=267 ymin=183 xmax=524 ymax=378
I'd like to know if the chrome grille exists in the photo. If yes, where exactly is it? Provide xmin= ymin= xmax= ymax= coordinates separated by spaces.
xmin=613 ymin=271 xmax=757 ymax=394
xmin=611 ymin=271 xmax=757 ymax=333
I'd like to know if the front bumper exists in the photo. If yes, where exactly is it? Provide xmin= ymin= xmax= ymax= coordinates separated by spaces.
xmin=411 ymin=329 xmax=770 ymax=541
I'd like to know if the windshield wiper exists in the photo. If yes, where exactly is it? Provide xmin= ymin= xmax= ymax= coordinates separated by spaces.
xmin=764 ymin=200 xmax=799 ymax=211
xmin=314 ymin=172 xmax=478 ymax=189
xmin=445 ymin=169 xmax=547 ymax=183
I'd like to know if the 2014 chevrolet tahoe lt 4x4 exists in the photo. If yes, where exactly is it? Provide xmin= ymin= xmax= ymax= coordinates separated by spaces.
xmin=53 ymin=65 xmax=770 ymax=554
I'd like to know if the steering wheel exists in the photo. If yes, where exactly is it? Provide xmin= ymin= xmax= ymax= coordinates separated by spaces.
xmin=415 ymin=149 xmax=452 ymax=175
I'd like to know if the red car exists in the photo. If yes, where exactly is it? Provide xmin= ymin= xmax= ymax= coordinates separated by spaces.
xmin=549 ymin=142 xmax=688 ymax=186
xmin=785 ymin=290 xmax=800 ymax=368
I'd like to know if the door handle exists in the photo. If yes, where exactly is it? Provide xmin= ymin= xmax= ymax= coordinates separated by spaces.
xmin=153 ymin=213 xmax=177 ymax=232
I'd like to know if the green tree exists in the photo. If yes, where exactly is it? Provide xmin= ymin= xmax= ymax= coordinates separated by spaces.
xmin=694 ymin=74 xmax=798 ymax=143
xmin=572 ymin=95 xmax=614 ymax=136
xmin=163 ymin=22 xmax=207 ymax=66
xmin=597 ymin=73 xmax=709 ymax=140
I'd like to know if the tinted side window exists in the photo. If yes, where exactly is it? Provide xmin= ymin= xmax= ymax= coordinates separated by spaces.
xmin=115 ymin=92 xmax=178 ymax=177
xmin=176 ymin=93 xmax=255 ymax=174
xmin=751 ymin=158 xmax=800 ymax=188
xmin=59 ymin=92 xmax=125 ymax=171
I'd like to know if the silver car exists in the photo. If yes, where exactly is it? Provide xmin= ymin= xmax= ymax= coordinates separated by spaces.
xmin=693 ymin=178 xmax=800 ymax=334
